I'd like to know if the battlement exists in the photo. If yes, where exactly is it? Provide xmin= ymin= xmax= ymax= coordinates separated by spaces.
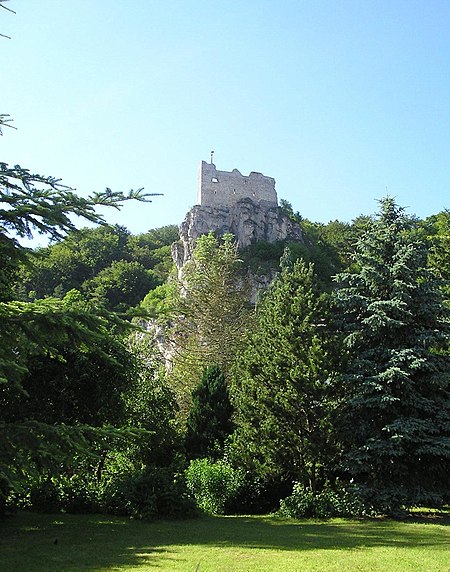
xmin=197 ymin=161 xmax=278 ymax=209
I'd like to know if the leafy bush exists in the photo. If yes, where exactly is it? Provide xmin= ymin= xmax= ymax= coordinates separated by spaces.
xmin=140 ymin=282 xmax=176 ymax=318
xmin=101 ymin=467 xmax=196 ymax=520
xmin=14 ymin=463 xmax=196 ymax=520
xmin=17 ymin=473 xmax=99 ymax=514
xmin=185 ymin=458 xmax=245 ymax=515
xmin=278 ymin=483 xmax=370 ymax=519
xmin=27 ymin=478 xmax=62 ymax=513
xmin=59 ymin=474 xmax=98 ymax=514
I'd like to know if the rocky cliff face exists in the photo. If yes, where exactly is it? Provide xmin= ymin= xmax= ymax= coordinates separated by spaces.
xmin=147 ymin=195 xmax=305 ymax=369
xmin=172 ymin=198 xmax=305 ymax=271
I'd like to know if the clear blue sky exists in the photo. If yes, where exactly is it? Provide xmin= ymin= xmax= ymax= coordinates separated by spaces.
xmin=2 ymin=0 xmax=450 ymax=236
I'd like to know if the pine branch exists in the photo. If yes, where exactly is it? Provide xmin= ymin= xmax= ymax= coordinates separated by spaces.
xmin=0 ymin=1 xmax=16 ymax=14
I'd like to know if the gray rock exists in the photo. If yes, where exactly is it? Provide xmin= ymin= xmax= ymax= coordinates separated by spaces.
xmin=172 ymin=199 xmax=305 ymax=272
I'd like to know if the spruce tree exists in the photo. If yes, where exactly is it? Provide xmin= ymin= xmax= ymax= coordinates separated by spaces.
xmin=185 ymin=365 xmax=233 ymax=460
xmin=231 ymin=254 xmax=335 ymax=492
xmin=334 ymin=198 xmax=450 ymax=509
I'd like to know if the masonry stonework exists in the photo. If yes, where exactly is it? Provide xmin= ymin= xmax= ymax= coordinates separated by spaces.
xmin=173 ymin=160 xmax=305 ymax=276
xmin=197 ymin=161 xmax=278 ymax=209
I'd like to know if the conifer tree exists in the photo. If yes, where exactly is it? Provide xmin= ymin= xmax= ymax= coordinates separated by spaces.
xmin=231 ymin=254 xmax=335 ymax=492
xmin=185 ymin=365 xmax=233 ymax=460
xmin=334 ymin=198 xmax=450 ymax=509
xmin=169 ymin=233 xmax=250 ymax=411
xmin=0 ymin=119 xmax=159 ymax=511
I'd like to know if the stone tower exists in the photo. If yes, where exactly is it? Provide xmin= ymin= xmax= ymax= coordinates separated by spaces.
xmin=197 ymin=161 xmax=278 ymax=209
xmin=172 ymin=161 xmax=304 ymax=273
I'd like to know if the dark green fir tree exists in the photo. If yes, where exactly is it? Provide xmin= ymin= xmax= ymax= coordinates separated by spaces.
xmin=185 ymin=365 xmax=233 ymax=460
xmin=334 ymin=198 xmax=450 ymax=510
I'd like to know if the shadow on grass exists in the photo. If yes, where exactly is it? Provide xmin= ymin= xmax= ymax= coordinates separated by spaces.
xmin=1 ymin=511 xmax=449 ymax=571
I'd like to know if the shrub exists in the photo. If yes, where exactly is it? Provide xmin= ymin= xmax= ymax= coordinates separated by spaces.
xmin=278 ymin=483 xmax=371 ymax=519
xmin=14 ymin=463 xmax=196 ymax=520
xmin=17 ymin=473 xmax=99 ymax=514
xmin=59 ymin=474 xmax=98 ymax=514
xmin=185 ymin=458 xmax=245 ymax=515
xmin=101 ymin=466 xmax=196 ymax=520
xmin=27 ymin=478 xmax=61 ymax=513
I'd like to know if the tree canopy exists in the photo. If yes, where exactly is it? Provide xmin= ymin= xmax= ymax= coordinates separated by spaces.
xmin=3 ymin=107 xmax=450 ymax=517
xmin=168 ymin=233 xmax=251 ymax=412
xmin=231 ymin=254 xmax=336 ymax=491
xmin=0 ymin=124 xmax=164 ymax=511
xmin=333 ymin=198 xmax=450 ymax=509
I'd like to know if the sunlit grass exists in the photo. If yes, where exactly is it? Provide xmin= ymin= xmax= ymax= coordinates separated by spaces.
xmin=1 ymin=511 xmax=449 ymax=571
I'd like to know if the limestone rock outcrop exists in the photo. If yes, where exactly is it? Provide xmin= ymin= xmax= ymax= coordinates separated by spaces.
xmin=172 ymin=198 xmax=305 ymax=271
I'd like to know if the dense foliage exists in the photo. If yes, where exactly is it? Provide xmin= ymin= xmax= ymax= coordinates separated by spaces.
xmin=4 ymin=0 xmax=450 ymax=523
xmin=168 ymin=233 xmax=251 ymax=415
xmin=2 ymin=150 xmax=450 ymax=518
xmin=231 ymin=254 xmax=336 ymax=493
xmin=333 ymin=198 xmax=450 ymax=510
xmin=17 ymin=224 xmax=177 ymax=309
xmin=184 ymin=458 xmax=244 ymax=515
xmin=184 ymin=365 xmax=233 ymax=460
xmin=0 ymin=112 xmax=186 ymax=517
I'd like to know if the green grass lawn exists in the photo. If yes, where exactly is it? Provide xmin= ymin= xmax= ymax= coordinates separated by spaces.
xmin=1 ymin=511 xmax=449 ymax=571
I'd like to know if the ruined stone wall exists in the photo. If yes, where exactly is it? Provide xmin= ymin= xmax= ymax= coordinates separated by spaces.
xmin=197 ymin=161 xmax=278 ymax=209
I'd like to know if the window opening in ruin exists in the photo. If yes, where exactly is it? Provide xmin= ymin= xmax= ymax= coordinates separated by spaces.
xmin=211 ymin=177 xmax=219 ymax=183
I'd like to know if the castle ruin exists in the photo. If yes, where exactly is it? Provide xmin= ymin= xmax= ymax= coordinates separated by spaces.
xmin=197 ymin=161 xmax=278 ymax=209
xmin=172 ymin=160 xmax=304 ymax=272
xmin=170 ymin=159 xmax=306 ymax=303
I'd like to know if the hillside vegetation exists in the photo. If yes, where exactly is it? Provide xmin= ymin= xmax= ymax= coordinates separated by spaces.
xmin=2 ymin=159 xmax=450 ymax=521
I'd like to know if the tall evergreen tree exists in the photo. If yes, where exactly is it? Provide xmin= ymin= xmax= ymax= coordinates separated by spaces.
xmin=169 ymin=233 xmax=250 ymax=413
xmin=334 ymin=198 xmax=450 ymax=509
xmin=185 ymin=365 xmax=233 ymax=460
xmin=231 ymin=254 xmax=336 ymax=492
xmin=0 ymin=122 xmax=158 ymax=511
